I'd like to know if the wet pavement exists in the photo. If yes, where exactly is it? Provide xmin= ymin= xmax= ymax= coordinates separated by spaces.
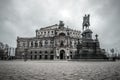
xmin=0 ymin=60 xmax=120 ymax=80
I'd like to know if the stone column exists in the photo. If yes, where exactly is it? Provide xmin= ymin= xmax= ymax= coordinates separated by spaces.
xmin=56 ymin=49 xmax=59 ymax=60
xmin=42 ymin=40 xmax=45 ymax=47
xmin=48 ymin=40 xmax=50 ymax=48
xmin=37 ymin=41 xmax=39 ymax=48
xmin=29 ymin=41 xmax=31 ymax=48
xmin=66 ymin=49 xmax=70 ymax=60
xmin=33 ymin=41 xmax=35 ymax=48
xmin=27 ymin=41 xmax=29 ymax=48
xmin=37 ymin=55 xmax=39 ymax=60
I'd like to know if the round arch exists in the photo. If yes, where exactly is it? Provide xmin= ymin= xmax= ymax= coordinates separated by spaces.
xmin=60 ymin=50 xmax=65 ymax=59
xmin=59 ymin=33 xmax=66 ymax=36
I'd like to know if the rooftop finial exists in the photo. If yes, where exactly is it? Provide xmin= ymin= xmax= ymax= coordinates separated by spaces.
xmin=59 ymin=20 xmax=64 ymax=29
xmin=95 ymin=34 xmax=98 ymax=40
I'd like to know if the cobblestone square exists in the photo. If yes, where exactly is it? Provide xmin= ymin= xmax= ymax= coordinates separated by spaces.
xmin=0 ymin=61 xmax=120 ymax=80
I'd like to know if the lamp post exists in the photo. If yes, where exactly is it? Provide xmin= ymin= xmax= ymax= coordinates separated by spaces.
xmin=110 ymin=48 xmax=116 ymax=61
xmin=24 ymin=48 xmax=28 ymax=61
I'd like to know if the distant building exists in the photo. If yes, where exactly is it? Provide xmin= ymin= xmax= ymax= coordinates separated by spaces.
xmin=0 ymin=42 xmax=15 ymax=60
xmin=0 ymin=42 xmax=8 ymax=60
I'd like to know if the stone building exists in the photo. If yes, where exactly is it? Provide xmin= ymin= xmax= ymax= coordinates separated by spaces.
xmin=16 ymin=14 xmax=106 ymax=60
xmin=0 ymin=42 xmax=15 ymax=60
xmin=16 ymin=21 xmax=81 ymax=60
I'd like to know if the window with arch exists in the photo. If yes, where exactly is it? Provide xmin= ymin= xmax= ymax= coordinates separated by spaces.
xmin=31 ymin=41 xmax=33 ymax=47
xmin=67 ymin=32 xmax=69 ymax=35
xmin=44 ymin=31 xmax=46 ymax=34
xmin=50 ymin=50 xmax=54 ymax=54
xmin=41 ymin=32 xmax=43 ymax=34
xmin=51 ymin=31 xmax=54 ymax=34
xmin=59 ymin=33 xmax=65 ymax=36
xmin=23 ymin=42 xmax=25 ymax=47
xmin=35 ymin=51 xmax=37 ymax=54
xmin=45 ymin=51 xmax=48 ymax=54
xmin=60 ymin=40 xmax=64 ymax=47
xmin=45 ymin=40 xmax=48 ymax=45
xmin=74 ymin=40 xmax=77 ymax=46
xmin=35 ymin=41 xmax=38 ymax=47
xmin=39 ymin=41 xmax=42 ymax=47
xmin=50 ymin=40 xmax=54 ymax=44
xmin=39 ymin=51 xmax=42 ymax=54
xmin=51 ymin=31 xmax=54 ymax=35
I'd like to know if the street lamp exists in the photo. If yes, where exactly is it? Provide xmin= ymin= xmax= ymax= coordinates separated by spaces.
xmin=24 ymin=48 xmax=28 ymax=61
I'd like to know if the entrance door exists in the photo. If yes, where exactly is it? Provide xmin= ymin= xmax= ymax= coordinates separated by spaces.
xmin=39 ymin=55 xmax=42 ymax=59
xmin=34 ymin=55 xmax=37 ymax=59
xmin=31 ymin=55 xmax=32 ymax=60
xmin=50 ymin=55 xmax=54 ymax=60
xmin=60 ymin=50 xmax=65 ymax=59
xmin=45 ymin=55 xmax=48 ymax=59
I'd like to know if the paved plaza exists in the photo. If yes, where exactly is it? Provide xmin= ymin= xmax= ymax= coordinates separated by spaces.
xmin=0 ymin=60 xmax=120 ymax=80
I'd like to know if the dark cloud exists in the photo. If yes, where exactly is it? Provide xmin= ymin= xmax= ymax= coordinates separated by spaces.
xmin=0 ymin=0 xmax=120 ymax=51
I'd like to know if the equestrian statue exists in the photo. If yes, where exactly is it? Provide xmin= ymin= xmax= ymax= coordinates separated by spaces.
xmin=82 ymin=14 xmax=90 ymax=30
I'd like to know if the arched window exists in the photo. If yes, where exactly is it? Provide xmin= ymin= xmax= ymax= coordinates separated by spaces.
xmin=59 ymin=33 xmax=65 ymax=36
xmin=39 ymin=41 xmax=42 ymax=47
xmin=51 ymin=31 xmax=54 ymax=34
xmin=50 ymin=40 xmax=54 ymax=44
xmin=55 ymin=31 xmax=57 ymax=35
xmin=35 ymin=51 xmax=37 ymax=54
xmin=23 ymin=42 xmax=25 ymax=47
xmin=35 ymin=41 xmax=38 ymax=47
xmin=45 ymin=40 xmax=48 ymax=45
xmin=50 ymin=51 xmax=54 ymax=54
xmin=45 ymin=51 xmax=48 ymax=54
xmin=39 ymin=51 xmax=42 ymax=54
xmin=74 ymin=41 xmax=76 ymax=45
xmin=60 ymin=40 xmax=64 ymax=47
xmin=44 ymin=31 xmax=46 ymax=34
xmin=31 ymin=41 xmax=33 ymax=47
xmin=67 ymin=32 xmax=69 ymax=35
xmin=74 ymin=40 xmax=77 ymax=47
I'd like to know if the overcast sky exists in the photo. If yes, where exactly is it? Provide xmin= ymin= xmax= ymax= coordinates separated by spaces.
xmin=0 ymin=0 xmax=120 ymax=50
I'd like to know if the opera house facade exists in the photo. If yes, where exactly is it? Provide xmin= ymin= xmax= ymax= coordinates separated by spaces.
xmin=16 ymin=15 xmax=106 ymax=60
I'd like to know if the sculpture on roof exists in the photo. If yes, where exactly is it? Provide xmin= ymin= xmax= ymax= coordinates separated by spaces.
xmin=59 ymin=20 xmax=64 ymax=29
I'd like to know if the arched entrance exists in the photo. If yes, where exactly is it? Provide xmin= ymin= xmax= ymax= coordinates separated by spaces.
xmin=60 ymin=50 xmax=65 ymax=59
xmin=59 ymin=33 xmax=66 ymax=36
